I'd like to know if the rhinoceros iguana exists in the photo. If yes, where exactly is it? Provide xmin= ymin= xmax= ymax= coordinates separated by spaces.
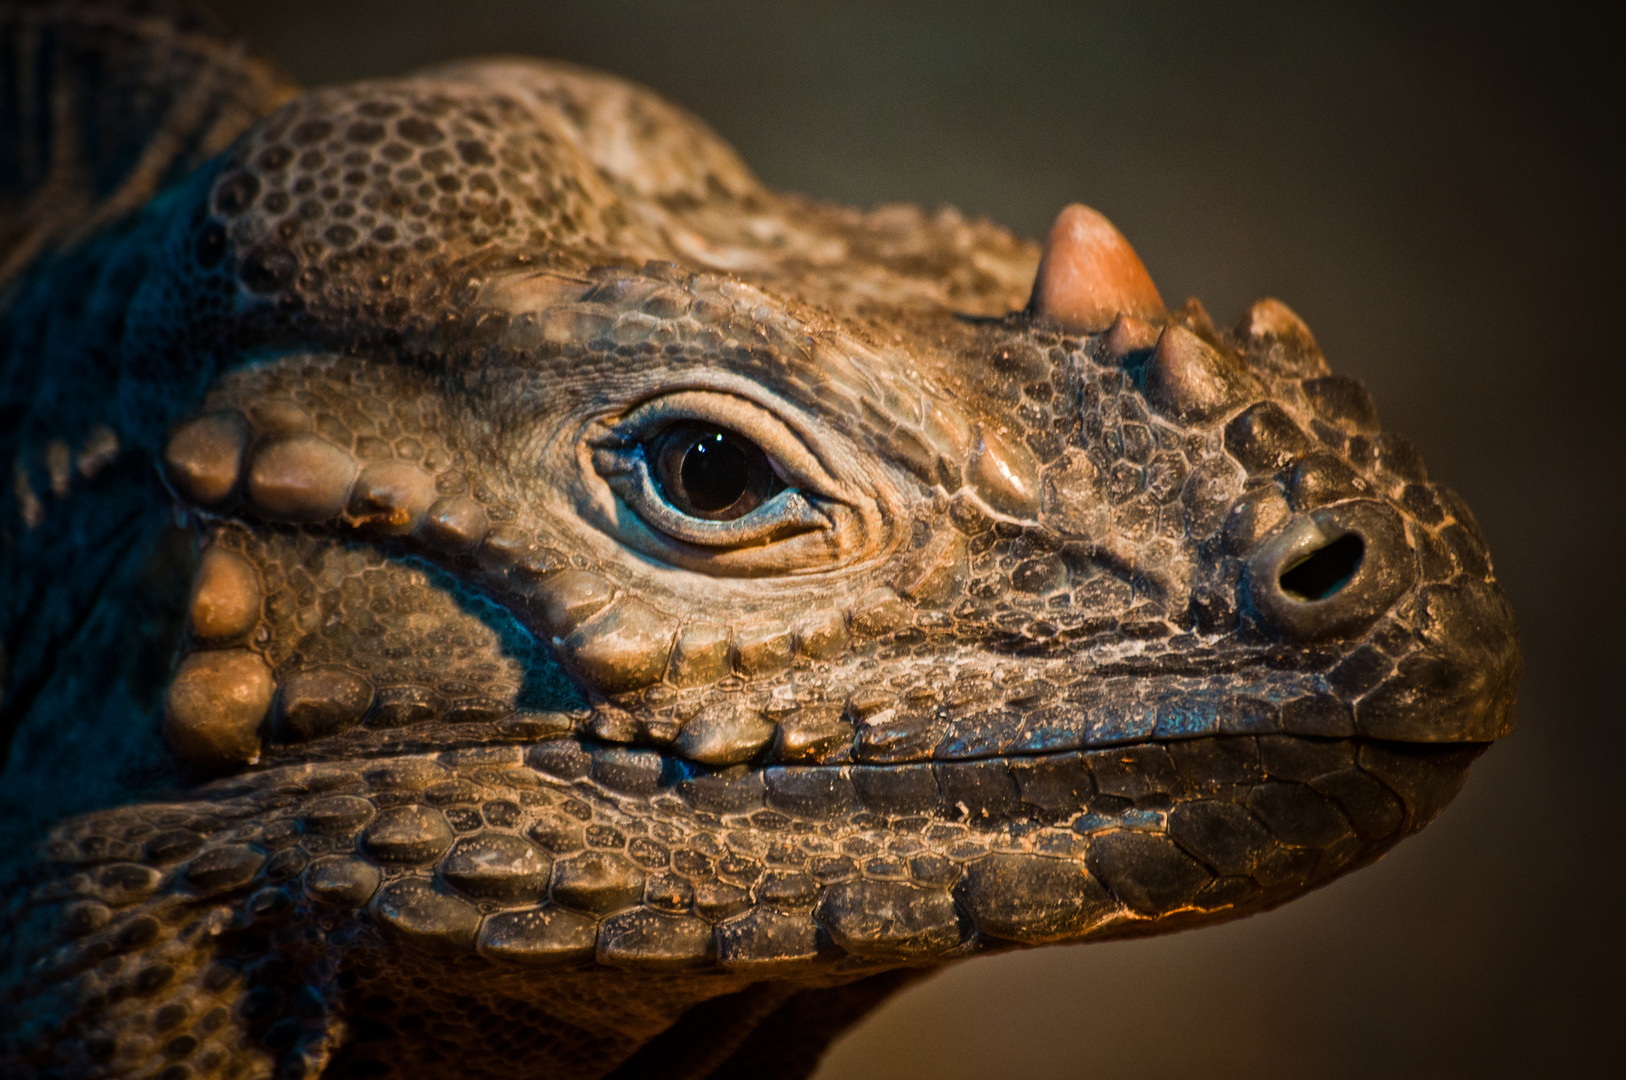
xmin=0 ymin=3 xmax=1519 ymax=1078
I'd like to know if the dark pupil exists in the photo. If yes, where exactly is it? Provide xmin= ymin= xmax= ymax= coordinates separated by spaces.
xmin=653 ymin=423 xmax=781 ymax=520
xmin=681 ymin=431 xmax=749 ymax=512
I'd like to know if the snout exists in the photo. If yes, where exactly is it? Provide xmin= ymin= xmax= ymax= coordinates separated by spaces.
xmin=1237 ymin=493 xmax=1518 ymax=743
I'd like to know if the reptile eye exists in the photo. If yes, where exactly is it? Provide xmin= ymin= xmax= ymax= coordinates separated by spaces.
xmin=651 ymin=423 xmax=785 ymax=521
xmin=584 ymin=387 xmax=886 ymax=574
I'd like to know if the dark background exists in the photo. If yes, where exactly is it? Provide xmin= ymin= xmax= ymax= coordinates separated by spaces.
xmin=201 ymin=2 xmax=1625 ymax=1076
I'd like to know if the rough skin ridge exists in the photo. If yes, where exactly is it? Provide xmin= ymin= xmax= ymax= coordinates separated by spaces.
xmin=0 ymin=4 xmax=1519 ymax=1079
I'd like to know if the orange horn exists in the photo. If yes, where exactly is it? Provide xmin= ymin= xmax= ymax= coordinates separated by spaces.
xmin=1026 ymin=203 xmax=1167 ymax=333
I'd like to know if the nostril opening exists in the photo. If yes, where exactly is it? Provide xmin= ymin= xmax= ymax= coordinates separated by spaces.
xmin=1247 ymin=505 xmax=1412 ymax=641
xmin=1279 ymin=533 xmax=1365 ymax=601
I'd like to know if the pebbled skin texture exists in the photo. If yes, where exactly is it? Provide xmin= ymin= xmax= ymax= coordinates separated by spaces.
xmin=0 ymin=4 xmax=1520 ymax=1078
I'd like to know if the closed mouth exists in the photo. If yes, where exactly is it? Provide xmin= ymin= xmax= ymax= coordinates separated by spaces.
xmin=173 ymin=728 xmax=1486 ymax=975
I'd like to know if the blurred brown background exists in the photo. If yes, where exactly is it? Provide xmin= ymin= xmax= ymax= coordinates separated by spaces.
xmin=202 ymin=2 xmax=1625 ymax=1076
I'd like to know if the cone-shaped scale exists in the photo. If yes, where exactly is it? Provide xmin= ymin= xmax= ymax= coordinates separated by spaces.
xmin=1026 ymin=203 xmax=1167 ymax=332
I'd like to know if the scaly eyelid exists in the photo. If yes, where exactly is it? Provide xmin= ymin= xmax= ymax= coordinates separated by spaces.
xmin=572 ymin=385 xmax=895 ymax=577
xmin=604 ymin=449 xmax=830 ymax=548
xmin=593 ymin=390 xmax=847 ymax=502
xmin=589 ymin=389 xmax=854 ymax=550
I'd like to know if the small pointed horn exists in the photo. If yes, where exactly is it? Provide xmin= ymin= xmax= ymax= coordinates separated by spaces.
xmin=1026 ymin=204 xmax=1167 ymax=332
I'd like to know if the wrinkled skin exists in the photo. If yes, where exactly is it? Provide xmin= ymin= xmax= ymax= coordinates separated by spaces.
xmin=0 ymin=5 xmax=1519 ymax=1079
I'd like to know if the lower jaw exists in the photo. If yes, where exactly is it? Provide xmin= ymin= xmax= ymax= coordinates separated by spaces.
xmin=6 ymin=730 xmax=1489 ymax=1079
xmin=130 ymin=732 xmax=1486 ymax=975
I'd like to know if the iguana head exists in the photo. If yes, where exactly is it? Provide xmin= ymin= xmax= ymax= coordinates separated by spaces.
xmin=141 ymin=59 xmax=1517 ymax=947
xmin=1 ymin=51 xmax=1519 ymax=1078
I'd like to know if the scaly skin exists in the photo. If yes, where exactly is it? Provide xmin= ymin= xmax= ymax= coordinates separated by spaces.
xmin=0 ymin=4 xmax=1520 ymax=1079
